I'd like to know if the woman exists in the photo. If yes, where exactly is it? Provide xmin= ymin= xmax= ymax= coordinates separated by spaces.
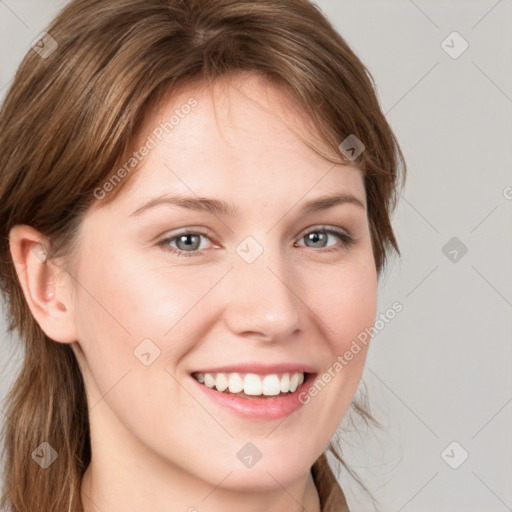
xmin=0 ymin=0 xmax=405 ymax=510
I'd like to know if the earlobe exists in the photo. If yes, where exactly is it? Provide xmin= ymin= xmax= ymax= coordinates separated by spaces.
xmin=8 ymin=224 xmax=78 ymax=343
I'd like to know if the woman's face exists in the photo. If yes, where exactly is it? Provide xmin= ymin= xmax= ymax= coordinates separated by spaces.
xmin=70 ymin=73 xmax=377 ymax=491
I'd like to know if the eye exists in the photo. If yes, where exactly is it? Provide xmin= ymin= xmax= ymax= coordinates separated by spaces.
xmin=158 ymin=226 xmax=355 ymax=258
xmin=295 ymin=226 xmax=355 ymax=253
xmin=158 ymin=230 xmax=213 ymax=258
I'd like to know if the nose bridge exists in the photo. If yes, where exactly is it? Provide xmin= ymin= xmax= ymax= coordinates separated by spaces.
xmin=224 ymin=234 xmax=302 ymax=339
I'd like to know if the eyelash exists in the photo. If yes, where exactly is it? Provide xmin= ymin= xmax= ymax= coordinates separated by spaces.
xmin=157 ymin=226 xmax=355 ymax=258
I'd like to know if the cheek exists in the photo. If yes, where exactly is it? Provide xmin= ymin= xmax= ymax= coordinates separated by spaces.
xmin=308 ymin=256 xmax=378 ymax=353
xmin=286 ymin=257 xmax=377 ymax=454
xmin=303 ymin=254 xmax=377 ymax=395
xmin=72 ymin=247 xmax=227 ymax=369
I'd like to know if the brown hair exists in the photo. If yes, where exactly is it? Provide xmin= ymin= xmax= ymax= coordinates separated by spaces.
xmin=0 ymin=0 xmax=405 ymax=510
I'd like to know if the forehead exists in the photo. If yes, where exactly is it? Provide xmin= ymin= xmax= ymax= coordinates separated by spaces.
xmin=99 ymin=73 xmax=365 ymax=215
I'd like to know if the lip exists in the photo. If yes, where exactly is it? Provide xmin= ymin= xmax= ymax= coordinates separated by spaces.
xmin=189 ymin=370 xmax=317 ymax=421
xmin=190 ymin=363 xmax=317 ymax=375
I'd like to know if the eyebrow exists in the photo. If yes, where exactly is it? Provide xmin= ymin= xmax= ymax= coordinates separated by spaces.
xmin=129 ymin=192 xmax=365 ymax=218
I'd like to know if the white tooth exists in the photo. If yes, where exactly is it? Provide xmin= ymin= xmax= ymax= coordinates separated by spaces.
xmin=228 ymin=373 xmax=244 ymax=393
xmin=262 ymin=374 xmax=281 ymax=396
xmin=280 ymin=373 xmax=291 ymax=393
xmin=204 ymin=373 xmax=215 ymax=389
xmin=244 ymin=373 xmax=263 ymax=395
xmin=289 ymin=372 xmax=300 ymax=392
xmin=215 ymin=373 xmax=228 ymax=392
xmin=202 ymin=371 xmax=304 ymax=395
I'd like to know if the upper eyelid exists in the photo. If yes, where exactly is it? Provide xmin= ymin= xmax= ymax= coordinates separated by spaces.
xmin=296 ymin=225 xmax=349 ymax=237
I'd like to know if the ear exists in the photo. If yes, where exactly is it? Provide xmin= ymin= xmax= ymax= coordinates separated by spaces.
xmin=8 ymin=224 xmax=78 ymax=343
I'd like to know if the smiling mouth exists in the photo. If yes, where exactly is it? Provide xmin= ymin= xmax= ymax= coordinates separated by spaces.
xmin=191 ymin=371 xmax=311 ymax=399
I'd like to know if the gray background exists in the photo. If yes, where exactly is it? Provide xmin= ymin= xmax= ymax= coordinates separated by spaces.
xmin=1 ymin=1 xmax=511 ymax=510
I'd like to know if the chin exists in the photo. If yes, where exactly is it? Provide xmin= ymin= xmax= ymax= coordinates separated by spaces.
xmin=220 ymin=462 xmax=312 ymax=492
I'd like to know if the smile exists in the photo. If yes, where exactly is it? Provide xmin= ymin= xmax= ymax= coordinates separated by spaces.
xmin=189 ymin=368 xmax=316 ymax=420
xmin=192 ymin=371 xmax=306 ymax=397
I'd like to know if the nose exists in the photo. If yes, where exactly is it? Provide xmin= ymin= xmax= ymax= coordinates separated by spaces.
xmin=222 ymin=242 xmax=302 ymax=342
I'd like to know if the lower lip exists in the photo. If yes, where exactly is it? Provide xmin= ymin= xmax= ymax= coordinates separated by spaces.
xmin=190 ymin=374 xmax=317 ymax=420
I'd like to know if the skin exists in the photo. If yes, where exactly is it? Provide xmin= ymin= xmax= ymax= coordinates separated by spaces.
xmin=9 ymin=72 xmax=377 ymax=512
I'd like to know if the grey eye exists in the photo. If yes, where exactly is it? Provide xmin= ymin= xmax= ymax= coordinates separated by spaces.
xmin=303 ymin=231 xmax=330 ymax=248
xmin=174 ymin=233 xmax=203 ymax=251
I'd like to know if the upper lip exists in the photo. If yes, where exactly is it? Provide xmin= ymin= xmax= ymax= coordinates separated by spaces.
xmin=190 ymin=363 xmax=317 ymax=375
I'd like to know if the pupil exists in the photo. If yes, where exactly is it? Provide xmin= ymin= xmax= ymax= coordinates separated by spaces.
xmin=308 ymin=232 xmax=326 ymax=247
xmin=178 ymin=234 xmax=199 ymax=251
